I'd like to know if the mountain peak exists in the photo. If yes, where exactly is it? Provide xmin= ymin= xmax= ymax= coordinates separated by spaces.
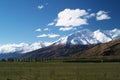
xmin=93 ymin=29 xmax=112 ymax=43
xmin=54 ymin=29 xmax=120 ymax=46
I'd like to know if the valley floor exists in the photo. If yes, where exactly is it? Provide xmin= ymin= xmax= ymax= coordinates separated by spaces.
xmin=0 ymin=62 xmax=120 ymax=80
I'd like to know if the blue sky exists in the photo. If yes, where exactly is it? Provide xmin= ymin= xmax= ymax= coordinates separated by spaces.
xmin=0 ymin=0 xmax=120 ymax=45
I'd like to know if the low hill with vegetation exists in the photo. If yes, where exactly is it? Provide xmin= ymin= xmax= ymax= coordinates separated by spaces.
xmin=69 ymin=38 xmax=120 ymax=62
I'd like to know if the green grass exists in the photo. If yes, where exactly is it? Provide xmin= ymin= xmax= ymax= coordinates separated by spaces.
xmin=0 ymin=62 xmax=120 ymax=80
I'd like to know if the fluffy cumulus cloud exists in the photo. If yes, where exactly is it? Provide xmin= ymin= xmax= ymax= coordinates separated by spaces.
xmin=35 ymin=28 xmax=41 ymax=32
xmin=55 ymin=9 xmax=88 ymax=27
xmin=47 ymin=9 xmax=111 ymax=31
xmin=0 ymin=42 xmax=52 ymax=54
xmin=59 ymin=27 xmax=76 ymax=31
xmin=96 ymin=10 xmax=111 ymax=20
xmin=38 ymin=5 xmax=44 ymax=10
xmin=37 ymin=34 xmax=60 ymax=38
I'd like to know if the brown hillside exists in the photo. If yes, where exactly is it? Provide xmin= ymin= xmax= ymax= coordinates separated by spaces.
xmin=72 ymin=38 xmax=120 ymax=59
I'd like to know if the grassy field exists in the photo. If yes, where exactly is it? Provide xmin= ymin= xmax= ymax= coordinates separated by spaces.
xmin=0 ymin=62 xmax=119 ymax=80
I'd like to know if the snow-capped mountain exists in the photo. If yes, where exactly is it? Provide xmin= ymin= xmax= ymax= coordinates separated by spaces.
xmin=0 ymin=28 xmax=120 ymax=55
xmin=21 ymin=28 xmax=120 ymax=60
xmin=0 ymin=41 xmax=52 ymax=59
xmin=53 ymin=28 xmax=120 ymax=45
xmin=0 ymin=42 xmax=52 ymax=54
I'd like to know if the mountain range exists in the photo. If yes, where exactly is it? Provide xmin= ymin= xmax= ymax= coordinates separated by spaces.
xmin=21 ymin=28 xmax=120 ymax=60
xmin=53 ymin=28 xmax=120 ymax=45
xmin=0 ymin=28 xmax=120 ymax=60
xmin=0 ymin=42 xmax=52 ymax=59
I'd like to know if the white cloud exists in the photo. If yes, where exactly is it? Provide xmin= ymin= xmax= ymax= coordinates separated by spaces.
xmin=55 ymin=9 xmax=88 ymax=27
xmin=37 ymin=34 xmax=60 ymax=38
xmin=35 ymin=28 xmax=41 ymax=32
xmin=85 ymin=13 xmax=95 ymax=19
xmin=44 ymin=28 xmax=49 ymax=31
xmin=0 ymin=42 xmax=52 ymax=54
xmin=59 ymin=27 xmax=76 ymax=31
xmin=37 ymin=34 xmax=47 ymax=38
xmin=47 ymin=9 xmax=111 ymax=29
xmin=47 ymin=22 xmax=55 ymax=26
xmin=90 ymin=13 xmax=96 ymax=17
xmin=38 ymin=5 xmax=44 ymax=10
xmin=48 ymin=34 xmax=60 ymax=38
xmin=96 ymin=10 xmax=111 ymax=20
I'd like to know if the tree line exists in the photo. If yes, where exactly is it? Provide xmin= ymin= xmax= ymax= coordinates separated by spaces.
xmin=0 ymin=57 xmax=120 ymax=62
xmin=0 ymin=58 xmax=55 ymax=62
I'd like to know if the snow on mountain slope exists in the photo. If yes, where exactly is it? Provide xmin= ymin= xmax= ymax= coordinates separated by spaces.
xmin=54 ymin=28 xmax=120 ymax=45
xmin=93 ymin=30 xmax=112 ymax=43
xmin=109 ymin=28 xmax=120 ymax=39
xmin=53 ymin=36 xmax=68 ymax=45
